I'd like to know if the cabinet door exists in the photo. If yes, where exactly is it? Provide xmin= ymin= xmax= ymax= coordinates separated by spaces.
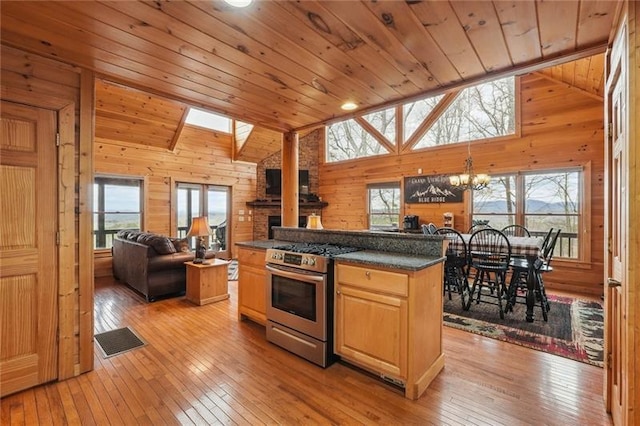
xmin=335 ymin=284 xmax=407 ymax=379
xmin=238 ymin=264 xmax=267 ymax=324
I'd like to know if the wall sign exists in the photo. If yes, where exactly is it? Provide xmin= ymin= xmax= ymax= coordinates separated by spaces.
xmin=404 ymin=174 xmax=463 ymax=203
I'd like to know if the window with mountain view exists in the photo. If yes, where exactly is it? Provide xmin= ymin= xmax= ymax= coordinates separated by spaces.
xmin=472 ymin=169 xmax=582 ymax=259
xmin=93 ymin=176 xmax=143 ymax=249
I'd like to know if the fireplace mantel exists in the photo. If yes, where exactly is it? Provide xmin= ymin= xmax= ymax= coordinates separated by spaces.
xmin=246 ymin=200 xmax=328 ymax=208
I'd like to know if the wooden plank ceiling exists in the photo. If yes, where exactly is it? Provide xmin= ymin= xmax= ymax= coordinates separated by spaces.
xmin=1 ymin=0 xmax=618 ymax=134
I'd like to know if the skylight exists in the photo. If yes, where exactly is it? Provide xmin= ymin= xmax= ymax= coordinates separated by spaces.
xmin=185 ymin=108 xmax=231 ymax=133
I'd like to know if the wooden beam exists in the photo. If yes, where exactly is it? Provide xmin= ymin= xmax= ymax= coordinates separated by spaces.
xmin=402 ymin=91 xmax=461 ymax=152
xmin=354 ymin=117 xmax=396 ymax=154
xmin=281 ymin=132 xmax=299 ymax=227
xmin=168 ymin=107 xmax=189 ymax=152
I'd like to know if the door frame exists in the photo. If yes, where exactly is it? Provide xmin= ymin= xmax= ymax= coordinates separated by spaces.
xmin=1 ymin=70 xmax=95 ymax=380
xmin=603 ymin=3 xmax=639 ymax=424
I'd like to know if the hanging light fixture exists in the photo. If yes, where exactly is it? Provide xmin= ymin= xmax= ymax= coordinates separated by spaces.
xmin=449 ymin=140 xmax=490 ymax=191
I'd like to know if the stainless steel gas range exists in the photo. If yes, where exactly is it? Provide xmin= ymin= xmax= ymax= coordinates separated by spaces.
xmin=264 ymin=243 xmax=361 ymax=367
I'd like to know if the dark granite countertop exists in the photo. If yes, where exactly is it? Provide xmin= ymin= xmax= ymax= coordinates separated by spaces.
xmin=235 ymin=238 xmax=444 ymax=271
xmin=235 ymin=240 xmax=290 ymax=250
xmin=333 ymin=250 xmax=444 ymax=271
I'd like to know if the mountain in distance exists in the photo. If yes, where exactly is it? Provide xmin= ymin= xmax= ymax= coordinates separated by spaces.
xmin=475 ymin=199 xmax=576 ymax=213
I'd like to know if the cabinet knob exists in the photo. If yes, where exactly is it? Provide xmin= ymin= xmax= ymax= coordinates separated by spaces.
xmin=336 ymin=289 xmax=341 ymax=295
xmin=365 ymin=271 xmax=371 ymax=278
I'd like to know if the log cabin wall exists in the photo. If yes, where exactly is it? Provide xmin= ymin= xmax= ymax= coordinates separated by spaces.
xmin=94 ymin=124 xmax=257 ymax=277
xmin=1 ymin=45 xmax=93 ymax=377
xmin=319 ymin=73 xmax=605 ymax=296
xmin=252 ymin=131 xmax=321 ymax=241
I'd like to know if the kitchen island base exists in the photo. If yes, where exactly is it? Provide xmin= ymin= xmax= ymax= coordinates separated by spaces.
xmin=335 ymin=261 xmax=444 ymax=400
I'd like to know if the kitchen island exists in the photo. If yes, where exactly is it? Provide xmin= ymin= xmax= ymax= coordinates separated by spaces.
xmin=236 ymin=227 xmax=446 ymax=400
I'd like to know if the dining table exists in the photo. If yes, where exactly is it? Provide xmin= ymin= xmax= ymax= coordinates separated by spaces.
xmin=449 ymin=233 xmax=544 ymax=322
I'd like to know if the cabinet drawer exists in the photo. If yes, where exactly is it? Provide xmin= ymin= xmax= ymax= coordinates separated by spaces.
xmin=238 ymin=247 xmax=266 ymax=268
xmin=336 ymin=263 xmax=408 ymax=297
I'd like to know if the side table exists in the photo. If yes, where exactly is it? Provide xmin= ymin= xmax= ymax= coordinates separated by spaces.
xmin=185 ymin=259 xmax=230 ymax=305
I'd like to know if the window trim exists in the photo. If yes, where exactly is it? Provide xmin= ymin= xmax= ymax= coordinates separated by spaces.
xmin=366 ymin=180 xmax=402 ymax=230
xmin=93 ymin=174 xmax=146 ymax=251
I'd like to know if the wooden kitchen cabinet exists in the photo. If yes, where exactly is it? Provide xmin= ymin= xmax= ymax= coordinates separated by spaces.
xmin=335 ymin=261 xmax=444 ymax=400
xmin=237 ymin=246 xmax=267 ymax=325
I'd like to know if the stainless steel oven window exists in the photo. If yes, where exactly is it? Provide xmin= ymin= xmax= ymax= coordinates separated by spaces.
xmin=271 ymin=275 xmax=316 ymax=321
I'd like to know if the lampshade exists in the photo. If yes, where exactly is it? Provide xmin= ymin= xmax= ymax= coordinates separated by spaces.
xmin=449 ymin=141 xmax=490 ymax=191
xmin=186 ymin=217 xmax=211 ymax=237
xmin=306 ymin=213 xmax=323 ymax=230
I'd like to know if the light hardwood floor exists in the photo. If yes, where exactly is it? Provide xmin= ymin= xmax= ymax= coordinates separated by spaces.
xmin=1 ymin=277 xmax=612 ymax=425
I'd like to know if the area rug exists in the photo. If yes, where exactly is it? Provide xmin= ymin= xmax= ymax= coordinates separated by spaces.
xmin=94 ymin=326 xmax=146 ymax=358
xmin=228 ymin=259 xmax=238 ymax=281
xmin=443 ymin=294 xmax=604 ymax=367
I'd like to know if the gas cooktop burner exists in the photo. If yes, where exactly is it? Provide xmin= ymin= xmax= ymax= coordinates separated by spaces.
xmin=273 ymin=243 xmax=361 ymax=257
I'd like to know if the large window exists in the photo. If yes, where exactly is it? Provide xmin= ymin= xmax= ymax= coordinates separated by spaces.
xmin=472 ymin=169 xmax=582 ymax=259
xmin=326 ymin=119 xmax=389 ymax=162
xmin=414 ymin=77 xmax=515 ymax=149
xmin=326 ymin=77 xmax=516 ymax=163
xmin=93 ymin=176 xmax=143 ymax=249
xmin=367 ymin=182 xmax=401 ymax=230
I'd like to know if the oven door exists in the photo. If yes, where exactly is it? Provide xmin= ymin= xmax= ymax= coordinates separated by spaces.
xmin=265 ymin=263 xmax=327 ymax=340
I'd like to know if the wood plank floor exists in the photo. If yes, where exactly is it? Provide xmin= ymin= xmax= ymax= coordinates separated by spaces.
xmin=2 ymin=277 xmax=612 ymax=425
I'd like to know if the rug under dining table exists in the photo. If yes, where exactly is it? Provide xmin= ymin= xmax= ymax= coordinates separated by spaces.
xmin=443 ymin=294 xmax=604 ymax=367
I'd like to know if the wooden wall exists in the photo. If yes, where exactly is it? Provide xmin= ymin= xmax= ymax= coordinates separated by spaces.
xmin=94 ymin=124 xmax=257 ymax=277
xmin=319 ymin=73 xmax=605 ymax=295
xmin=1 ymin=45 xmax=93 ymax=378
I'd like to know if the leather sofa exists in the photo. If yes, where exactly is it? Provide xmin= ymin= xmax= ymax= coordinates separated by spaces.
xmin=112 ymin=230 xmax=215 ymax=301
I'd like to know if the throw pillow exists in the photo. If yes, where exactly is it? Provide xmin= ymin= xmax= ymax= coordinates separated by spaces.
xmin=147 ymin=235 xmax=177 ymax=255
xmin=170 ymin=237 xmax=191 ymax=253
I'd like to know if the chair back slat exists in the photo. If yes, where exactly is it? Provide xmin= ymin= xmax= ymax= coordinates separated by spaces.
xmin=501 ymin=224 xmax=531 ymax=237
xmin=469 ymin=229 xmax=511 ymax=270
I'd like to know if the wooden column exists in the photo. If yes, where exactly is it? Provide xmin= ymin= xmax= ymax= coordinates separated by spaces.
xmin=281 ymin=131 xmax=299 ymax=227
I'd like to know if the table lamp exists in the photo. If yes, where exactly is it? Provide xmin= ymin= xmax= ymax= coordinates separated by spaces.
xmin=186 ymin=216 xmax=211 ymax=264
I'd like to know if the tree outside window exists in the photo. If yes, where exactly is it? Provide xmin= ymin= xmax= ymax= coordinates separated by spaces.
xmin=368 ymin=182 xmax=401 ymax=230
xmin=326 ymin=119 xmax=389 ymax=162
xmin=415 ymin=77 xmax=515 ymax=149
xmin=325 ymin=77 xmax=515 ymax=163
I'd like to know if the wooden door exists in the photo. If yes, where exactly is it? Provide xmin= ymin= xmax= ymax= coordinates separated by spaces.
xmin=604 ymin=23 xmax=627 ymax=425
xmin=0 ymin=100 xmax=58 ymax=397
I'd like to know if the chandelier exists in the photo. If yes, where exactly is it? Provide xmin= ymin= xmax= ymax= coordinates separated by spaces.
xmin=449 ymin=142 xmax=490 ymax=191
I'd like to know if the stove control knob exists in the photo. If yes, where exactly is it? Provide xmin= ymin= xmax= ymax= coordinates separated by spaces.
xmin=308 ymin=257 xmax=316 ymax=266
xmin=301 ymin=258 xmax=308 ymax=265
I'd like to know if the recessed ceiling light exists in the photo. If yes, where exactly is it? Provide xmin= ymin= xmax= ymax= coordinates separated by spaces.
xmin=341 ymin=102 xmax=358 ymax=111
xmin=224 ymin=0 xmax=252 ymax=7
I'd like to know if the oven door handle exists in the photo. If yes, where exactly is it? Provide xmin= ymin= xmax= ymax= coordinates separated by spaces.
xmin=265 ymin=264 xmax=326 ymax=283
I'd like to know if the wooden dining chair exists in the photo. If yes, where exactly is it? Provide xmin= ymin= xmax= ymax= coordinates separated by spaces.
xmin=434 ymin=227 xmax=469 ymax=304
xmin=464 ymin=228 xmax=512 ymax=319
xmin=467 ymin=223 xmax=492 ymax=234
xmin=501 ymin=224 xmax=531 ymax=237
xmin=506 ymin=229 xmax=561 ymax=321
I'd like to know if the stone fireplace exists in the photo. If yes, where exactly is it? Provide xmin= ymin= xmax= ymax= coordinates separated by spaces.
xmin=250 ymin=130 xmax=326 ymax=240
